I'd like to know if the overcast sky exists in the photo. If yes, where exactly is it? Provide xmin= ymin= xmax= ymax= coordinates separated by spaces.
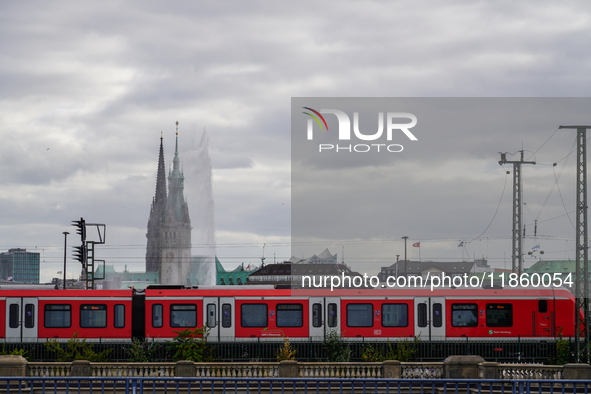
xmin=1 ymin=1 xmax=591 ymax=282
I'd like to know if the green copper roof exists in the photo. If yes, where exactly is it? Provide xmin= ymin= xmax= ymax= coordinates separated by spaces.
xmin=525 ymin=260 xmax=575 ymax=273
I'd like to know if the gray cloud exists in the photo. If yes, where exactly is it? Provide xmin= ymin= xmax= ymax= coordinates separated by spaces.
xmin=1 ymin=1 xmax=591 ymax=280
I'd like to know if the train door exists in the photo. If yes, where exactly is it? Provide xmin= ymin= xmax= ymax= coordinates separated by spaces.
xmin=535 ymin=299 xmax=553 ymax=337
xmin=5 ymin=297 xmax=38 ymax=342
xmin=203 ymin=297 xmax=235 ymax=341
xmin=414 ymin=297 xmax=445 ymax=341
xmin=308 ymin=297 xmax=340 ymax=339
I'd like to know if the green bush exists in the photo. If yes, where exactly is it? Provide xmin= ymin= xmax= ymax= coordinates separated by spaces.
xmin=550 ymin=327 xmax=571 ymax=365
xmin=168 ymin=327 xmax=215 ymax=362
xmin=276 ymin=338 xmax=297 ymax=361
xmin=323 ymin=329 xmax=351 ymax=362
xmin=361 ymin=343 xmax=383 ymax=362
xmin=127 ymin=337 xmax=160 ymax=362
xmin=360 ymin=335 xmax=419 ymax=362
xmin=0 ymin=346 xmax=29 ymax=360
xmin=44 ymin=332 xmax=112 ymax=362
xmin=384 ymin=335 xmax=419 ymax=362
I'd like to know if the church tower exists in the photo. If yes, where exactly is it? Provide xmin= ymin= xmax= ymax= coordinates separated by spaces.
xmin=159 ymin=122 xmax=192 ymax=285
xmin=145 ymin=133 xmax=167 ymax=274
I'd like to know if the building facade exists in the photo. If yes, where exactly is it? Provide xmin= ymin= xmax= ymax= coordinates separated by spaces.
xmin=145 ymin=123 xmax=192 ymax=285
xmin=0 ymin=248 xmax=40 ymax=283
xmin=378 ymin=260 xmax=478 ymax=282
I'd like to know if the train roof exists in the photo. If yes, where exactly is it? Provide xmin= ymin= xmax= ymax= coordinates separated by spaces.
xmin=143 ymin=285 xmax=573 ymax=299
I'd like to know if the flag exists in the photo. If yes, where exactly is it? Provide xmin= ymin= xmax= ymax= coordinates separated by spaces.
xmin=57 ymin=271 xmax=62 ymax=274
xmin=532 ymin=244 xmax=540 ymax=250
xmin=458 ymin=242 xmax=464 ymax=247
xmin=413 ymin=242 xmax=420 ymax=247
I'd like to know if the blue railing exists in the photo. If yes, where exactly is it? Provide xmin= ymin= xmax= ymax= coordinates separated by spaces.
xmin=1 ymin=377 xmax=590 ymax=394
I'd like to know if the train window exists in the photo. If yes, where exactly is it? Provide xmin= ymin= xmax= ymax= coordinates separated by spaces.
xmin=222 ymin=304 xmax=232 ymax=328
xmin=451 ymin=303 xmax=478 ymax=327
xmin=207 ymin=304 xmax=216 ymax=328
xmin=382 ymin=303 xmax=408 ymax=327
xmin=486 ymin=303 xmax=513 ymax=327
xmin=152 ymin=304 xmax=163 ymax=328
xmin=276 ymin=304 xmax=303 ymax=327
xmin=114 ymin=304 xmax=125 ymax=328
xmin=80 ymin=305 xmax=107 ymax=328
xmin=9 ymin=304 xmax=19 ymax=329
xmin=346 ymin=303 xmax=373 ymax=327
xmin=327 ymin=303 xmax=337 ymax=327
xmin=417 ymin=303 xmax=427 ymax=327
xmin=170 ymin=304 xmax=197 ymax=328
xmin=24 ymin=304 xmax=35 ymax=328
xmin=433 ymin=303 xmax=442 ymax=328
xmin=538 ymin=300 xmax=548 ymax=313
xmin=241 ymin=304 xmax=267 ymax=327
xmin=44 ymin=304 xmax=71 ymax=328
xmin=312 ymin=303 xmax=322 ymax=327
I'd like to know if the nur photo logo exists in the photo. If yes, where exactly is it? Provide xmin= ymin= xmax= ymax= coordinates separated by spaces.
xmin=302 ymin=107 xmax=418 ymax=153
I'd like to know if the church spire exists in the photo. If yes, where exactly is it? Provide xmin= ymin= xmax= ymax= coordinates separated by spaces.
xmin=173 ymin=121 xmax=180 ymax=171
xmin=166 ymin=121 xmax=186 ymax=221
xmin=175 ymin=121 xmax=179 ymax=155
xmin=154 ymin=132 xmax=167 ymax=205
xmin=146 ymin=132 xmax=168 ymax=273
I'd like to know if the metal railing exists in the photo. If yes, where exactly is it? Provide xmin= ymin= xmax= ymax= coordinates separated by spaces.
xmin=6 ymin=337 xmax=567 ymax=362
xmin=1 ymin=377 xmax=590 ymax=394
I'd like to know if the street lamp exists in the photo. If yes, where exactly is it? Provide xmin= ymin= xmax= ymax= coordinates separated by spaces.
xmin=62 ymin=232 xmax=69 ymax=290
xmin=402 ymin=236 xmax=409 ymax=277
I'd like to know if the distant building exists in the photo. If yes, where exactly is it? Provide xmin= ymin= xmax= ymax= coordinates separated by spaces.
xmin=146 ymin=125 xmax=192 ymax=286
xmin=0 ymin=248 xmax=40 ymax=283
xmin=378 ymin=260 xmax=479 ymax=282
xmin=95 ymin=265 xmax=159 ymax=290
xmin=526 ymin=260 xmax=574 ymax=288
xmin=287 ymin=248 xmax=338 ymax=265
xmin=247 ymin=261 xmax=365 ymax=288
xmin=216 ymin=258 xmax=256 ymax=285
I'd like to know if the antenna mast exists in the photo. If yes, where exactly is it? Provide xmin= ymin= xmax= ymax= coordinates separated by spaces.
xmin=498 ymin=150 xmax=536 ymax=276
xmin=559 ymin=125 xmax=591 ymax=362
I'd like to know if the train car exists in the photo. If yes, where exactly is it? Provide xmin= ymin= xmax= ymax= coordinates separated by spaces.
xmin=143 ymin=286 xmax=310 ymax=340
xmin=321 ymin=287 xmax=574 ymax=341
xmin=0 ymin=289 xmax=133 ymax=342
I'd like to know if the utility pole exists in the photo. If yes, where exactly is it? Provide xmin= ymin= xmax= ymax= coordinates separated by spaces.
xmin=62 ymin=232 xmax=69 ymax=290
xmin=499 ymin=150 xmax=536 ymax=276
xmin=402 ymin=236 xmax=408 ymax=277
xmin=559 ymin=125 xmax=591 ymax=362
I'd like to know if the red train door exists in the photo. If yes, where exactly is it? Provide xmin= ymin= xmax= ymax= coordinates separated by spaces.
xmin=6 ymin=297 xmax=38 ymax=342
xmin=535 ymin=299 xmax=553 ymax=337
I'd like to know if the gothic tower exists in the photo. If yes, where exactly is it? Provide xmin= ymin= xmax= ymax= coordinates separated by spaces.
xmin=145 ymin=133 xmax=167 ymax=273
xmin=159 ymin=122 xmax=192 ymax=285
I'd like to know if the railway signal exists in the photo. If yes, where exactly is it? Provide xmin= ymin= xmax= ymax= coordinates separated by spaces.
xmin=70 ymin=219 xmax=107 ymax=290
xmin=72 ymin=218 xmax=86 ymax=242
xmin=72 ymin=244 xmax=87 ymax=268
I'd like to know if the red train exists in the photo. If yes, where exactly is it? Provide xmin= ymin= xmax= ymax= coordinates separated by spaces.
xmin=0 ymin=285 xmax=576 ymax=342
